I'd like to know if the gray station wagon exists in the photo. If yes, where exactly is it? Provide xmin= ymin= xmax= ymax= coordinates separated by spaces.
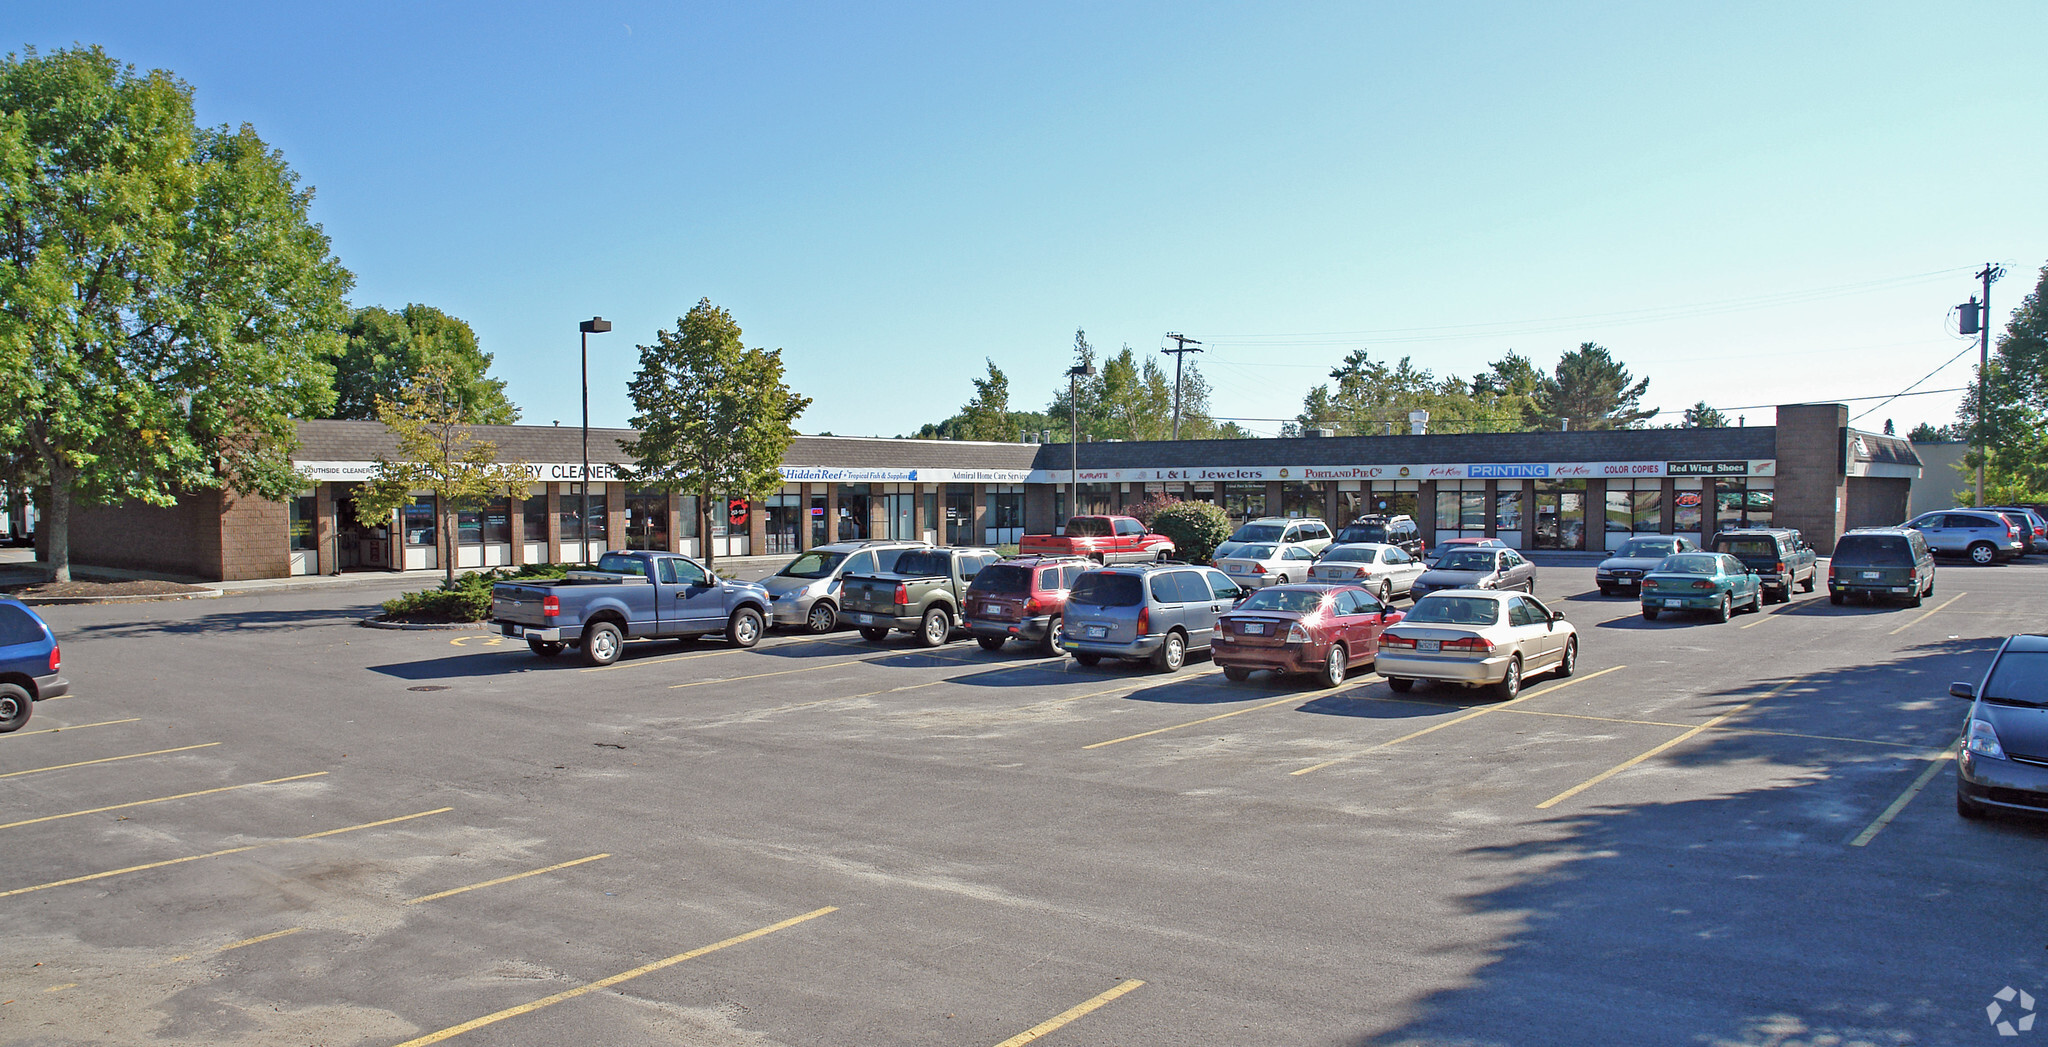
xmin=1058 ymin=563 xmax=1249 ymax=672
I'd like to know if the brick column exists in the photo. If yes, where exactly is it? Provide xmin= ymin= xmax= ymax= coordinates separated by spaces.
xmin=1660 ymin=478 xmax=1677 ymax=535
xmin=1482 ymin=480 xmax=1499 ymax=538
xmin=1774 ymin=403 xmax=1850 ymax=554
xmin=748 ymin=497 xmax=767 ymax=553
xmin=1265 ymin=480 xmax=1283 ymax=519
xmin=315 ymin=484 xmax=337 ymax=576
xmin=545 ymin=487 xmax=563 ymax=564
xmin=799 ymin=484 xmax=816 ymax=551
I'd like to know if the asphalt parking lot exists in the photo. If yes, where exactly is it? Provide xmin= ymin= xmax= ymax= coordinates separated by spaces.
xmin=4 ymin=557 xmax=2045 ymax=1046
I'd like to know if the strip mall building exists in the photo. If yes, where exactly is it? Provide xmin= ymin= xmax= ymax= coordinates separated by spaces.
xmin=62 ymin=402 xmax=1921 ymax=581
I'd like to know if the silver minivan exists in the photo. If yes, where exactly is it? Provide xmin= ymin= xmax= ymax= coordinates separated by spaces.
xmin=1059 ymin=563 xmax=1249 ymax=672
xmin=763 ymin=540 xmax=929 ymax=632
xmin=1902 ymin=510 xmax=2023 ymax=565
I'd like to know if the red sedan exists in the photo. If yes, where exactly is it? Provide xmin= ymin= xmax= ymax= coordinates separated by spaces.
xmin=1212 ymin=583 xmax=1405 ymax=687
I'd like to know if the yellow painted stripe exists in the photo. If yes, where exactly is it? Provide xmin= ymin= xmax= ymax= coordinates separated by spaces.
xmin=1291 ymin=666 xmax=1624 ymax=776
xmin=669 ymin=661 xmax=868 ymax=690
xmin=11 ymin=717 xmax=142 ymax=737
xmin=991 ymin=979 xmax=1146 ymax=1047
xmin=1010 ymin=667 xmax=1224 ymax=712
xmin=219 ymin=926 xmax=305 ymax=951
xmin=405 ymin=854 xmax=610 ymax=905
xmin=0 ymin=807 xmax=452 ymax=898
xmin=0 ymin=772 xmax=330 ymax=832
xmin=1847 ymin=738 xmax=1961 ymax=847
xmin=391 ymin=906 xmax=837 ymax=1047
xmin=1084 ymin=691 xmax=1311 ymax=749
xmin=1536 ymin=674 xmax=1808 ymax=809
xmin=1497 ymin=708 xmax=1925 ymax=749
xmin=44 ymin=982 xmax=78 ymax=992
xmin=0 ymin=742 xmax=221 ymax=780
xmin=1888 ymin=591 xmax=1966 ymax=635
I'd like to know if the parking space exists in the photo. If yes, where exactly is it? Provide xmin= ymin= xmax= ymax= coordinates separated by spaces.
xmin=3 ymin=558 xmax=2045 ymax=1045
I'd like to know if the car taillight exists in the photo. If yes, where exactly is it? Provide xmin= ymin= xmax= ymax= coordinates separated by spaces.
xmin=49 ymin=643 xmax=60 ymax=673
xmin=1285 ymin=623 xmax=1310 ymax=643
xmin=1774 ymin=561 xmax=1786 ymax=574
xmin=1442 ymin=636 xmax=1497 ymax=654
xmin=894 ymin=583 xmax=909 ymax=605
xmin=1691 ymin=580 xmax=1715 ymax=590
xmin=1353 ymin=567 xmax=1369 ymax=577
xmin=541 ymin=595 xmax=560 ymax=618
xmin=1136 ymin=607 xmax=1151 ymax=635
xmin=1641 ymin=578 xmax=1659 ymax=589
xmin=1251 ymin=563 xmax=1266 ymax=574
xmin=1380 ymin=632 xmax=1416 ymax=649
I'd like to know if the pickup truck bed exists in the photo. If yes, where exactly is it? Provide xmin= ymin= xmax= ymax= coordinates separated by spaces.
xmin=490 ymin=551 xmax=772 ymax=666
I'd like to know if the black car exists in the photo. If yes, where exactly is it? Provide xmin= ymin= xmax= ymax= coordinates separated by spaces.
xmin=1954 ymin=634 xmax=2048 ymax=820
xmin=1333 ymin=514 xmax=1425 ymax=560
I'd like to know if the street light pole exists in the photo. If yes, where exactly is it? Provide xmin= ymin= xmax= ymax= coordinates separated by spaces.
xmin=1066 ymin=362 xmax=1095 ymax=523
xmin=1971 ymin=264 xmax=2003 ymax=507
xmin=579 ymin=317 xmax=612 ymax=564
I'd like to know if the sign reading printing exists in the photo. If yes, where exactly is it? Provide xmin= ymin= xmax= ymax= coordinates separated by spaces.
xmin=1467 ymin=464 xmax=1551 ymax=479
xmin=1666 ymin=460 xmax=1748 ymax=476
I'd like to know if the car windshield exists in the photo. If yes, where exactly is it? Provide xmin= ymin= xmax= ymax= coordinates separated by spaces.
xmin=1437 ymin=551 xmax=1496 ymax=571
xmin=1238 ymin=589 xmax=1328 ymax=614
xmin=1984 ymin=651 xmax=2048 ymax=706
xmin=1222 ymin=544 xmax=1277 ymax=560
xmin=1832 ymin=535 xmax=1911 ymax=567
xmin=1213 ymin=541 xmax=1248 ymax=559
xmin=1232 ymin=523 xmax=1285 ymax=542
xmin=777 ymin=550 xmax=846 ymax=579
xmin=1618 ymin=538 xmax=1680 ymax=558
xmin=1657 ymin=554 xmax=1721 ymax=575
xmin=1716 ymin=538 xmax=1775 ymax=557
xmin=1068 ymin=573 xmax=1144 ymax=607
xmin=1321 ymin=547 xmax=1375 ymax=563
xmin=969 ymin=564 xmax=1033 ymax=594
xmin=1404 ymin=595 xmax=1501 ymax=626
xmin=1338 ymin=525 xmax=1387 ymax=543
xmin=1065 ymin=517 xmax=1112 ymax=537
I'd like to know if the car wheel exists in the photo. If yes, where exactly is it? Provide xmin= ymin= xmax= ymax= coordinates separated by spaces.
xmin=0 ymin=682 xmax=32 ymax=733
xmin=1318 ymin=644 xmax=1348 ymax=688
xmin=1750 ymin=590 xmax=1763 ymax=613
xmin=1642 ymin=607 xmax=1660 ymax=621
xmin=1714 ymin=594 xmax=1731 ymax=623
xmin=1039 ymin=615 xmax=1063 ymax=656
xmin=1907 ymin=587 xmax=1923 ymax=608
xmin=1073 ymin=652 xmax=1102 ymax=666
xmin=1598 ymin=585 xmax=1615 ymax=597
xmin=976 ymin=635 xmax=1005 ymax=652
xmin=581 ymin=621 xmax=623 ymax=667
xmin=918 ymin=607 xmax=952 ymax=647
xmin=1969 ymin=542 xmax=1997 ymax=565
xmin=1156 ymin=548 xmax=1173 ymax=563
xmin=526 ymin=638 xmax=566 ymax=658
xmin=726 ymin=607 xmax=764 ymax=649
xmin=1379 ymin=582 xmax=1392 ymax=605
xmin=1799 ymin=572 xmax=1816 ymax=593
xmin=1924 ymin=578 xmax=1935 ymax=597
xmin=1491 ymin=655 xmax=1522 ymax=700
xmin=1386 ymin=677 xmax=1414 ymax=693
xmin=1152 ymin=630 xmax=1187 ymax=673
xmin=1556 ymin=637 xmax=1578 ymax=678
xmin=858 ymin=626 xmax=889 ymax=642
xmin=1090 ymin=553 xmax=1105 ymax=565
xmin=805 ymin=600 xmax=838 ymax=634
xmin=1957 ymin=789 xmax=1987 ymax=820
xmin=1223 ymin=666 xmax=1251 ymax=682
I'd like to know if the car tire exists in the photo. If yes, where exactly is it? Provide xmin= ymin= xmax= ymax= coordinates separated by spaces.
xmin=1491 ymin=655 xmax=1522 ymax=701
xmin=1643 ymin=607 xmax=1660 ymax=621
xmin=1749 ymin=590 xmax=1763 ymax=614
xmin=1556 ymin=637 xmax=1577 ymax=677
xmin=858 ymin=626 xmax=889 ymax=642
xmin=1156 ymin=548 xmax=1173 ymax=563
xmin=1379 ymin=581 xmax=1393 ymax=605
xmin=1039 ymin=615 xmax=1063 ymax=656
xmin=581 ymin=621 xmax=624 ymax=667
xmin=1968 ymin=542 xmax=1997 ymax=565
xmin=917 ymin=607 xmax=952 ymax=648
xmin=1223 ymin=666 xmax=1251 ymax=682
xmin=1598 ymin=585 xmax=1615 ymax=597
xmin=1799 ymin=572 xmax=1816 ymax=593
xmin=1957 ymin=789 xmax=1987 ymax=820
xmin=1317 ymin=644 xmax=1348 ymax=688
xmin=1152 ymin=630 xmax=1187 ymax=673
xmin=0 ymin=682 xmax=32 ymax=733
xmin=726 ymin=607 xmax=764 ymax=649
xmin=1711 ymin=595 xmax=1729 ymax=623
xmin=1829 ymin=591 xmax=1844 ymax=605
xmin=1907 ymin=587 xmax=1923 ymax=608
xmin=526 ymin=638 xmax=566 ymax=658
xmin=1074 ymin=652 xmax=1102 ymax=666
xmin=1924 ymin=578 xmax=1935 ymax=597
xmin=1386 ymin=677 xmax=1414 ymax=693
xmin=976 ymin=635 xmax=1005 ymax=652
xmin=805 ymin=600 xmax=838 ymax=634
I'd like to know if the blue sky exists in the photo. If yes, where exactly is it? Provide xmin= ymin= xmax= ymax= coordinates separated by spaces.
xmin=18 ymin=3 xmax=2047 ymax=437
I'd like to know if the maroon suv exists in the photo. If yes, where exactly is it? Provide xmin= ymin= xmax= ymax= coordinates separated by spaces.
xmin=963 ymin=555 xmax=1094 ymax=655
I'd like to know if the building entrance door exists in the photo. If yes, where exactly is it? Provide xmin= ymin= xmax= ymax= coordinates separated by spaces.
xmin=1533 ymin=484 xmax=1586 ymax=550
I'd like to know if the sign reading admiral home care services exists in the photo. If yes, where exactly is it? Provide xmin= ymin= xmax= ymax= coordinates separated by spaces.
xmin=1024 ymin=460 xmax=1776 ymax=484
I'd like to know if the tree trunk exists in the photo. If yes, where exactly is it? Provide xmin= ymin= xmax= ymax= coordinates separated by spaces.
xmin=45 ymin=461 xmax=74 ymax=583
xmin=443 ymin=500 xmax=456 ymax=587
xmin=699 ymin=482 xmax=714 ymax=572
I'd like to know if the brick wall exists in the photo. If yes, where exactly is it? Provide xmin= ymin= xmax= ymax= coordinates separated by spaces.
xmin=69 ymin=493 xmax=221 ymax=579
xmin=1846 ymin=477 xmax=1911 ymax=531
xmin=1774 ymin=403 xmax=1849 ymax=553
xmin=218 ymin=493 xmax=289 ymax=581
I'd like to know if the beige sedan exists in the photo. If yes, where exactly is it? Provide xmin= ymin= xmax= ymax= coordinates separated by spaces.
xmin=1375 ymin=590 xmax=1578 ymax=700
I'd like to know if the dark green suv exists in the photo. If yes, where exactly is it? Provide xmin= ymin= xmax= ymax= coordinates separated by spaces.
xmin=1711 ymin=528 xmax=1818 ymax=604
xmin=1828 ymin=527 xmax=1935 ymax=606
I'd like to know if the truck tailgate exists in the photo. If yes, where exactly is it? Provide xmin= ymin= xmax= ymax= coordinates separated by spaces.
xmin=491 ymin=583 xmax=557 ymax=626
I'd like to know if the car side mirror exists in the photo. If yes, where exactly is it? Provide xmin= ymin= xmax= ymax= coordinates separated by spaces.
xmin=1950 ymin=682 xmax=1976 ymax=700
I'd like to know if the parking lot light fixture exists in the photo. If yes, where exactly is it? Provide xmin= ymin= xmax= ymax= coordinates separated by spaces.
xmin=1067 ymin=362 xmax=1095 ymax=521
xmin=579 ymin=317 xmax=612 ymax=565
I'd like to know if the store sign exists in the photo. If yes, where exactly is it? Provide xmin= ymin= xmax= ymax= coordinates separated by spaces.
xmin=778 ymin=466 xmax=1033 ymax=483
xmin=293 ymin=460 xmax=629 ymax=482
xmin=727 ymin=498 xmax=749 ymax=526
xmin=1666 ymin=460 xmax=1748 ymax=476
xmin=1466 ymin=463 xmax=1550 ymax=479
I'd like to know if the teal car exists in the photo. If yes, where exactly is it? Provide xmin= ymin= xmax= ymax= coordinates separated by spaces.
xmin=1639 ymin=552 xmax=1763 ymax=623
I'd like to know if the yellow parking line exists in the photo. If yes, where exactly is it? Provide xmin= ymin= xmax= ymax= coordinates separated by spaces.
xmin=43 ymin=982 xmax=77 ymax=992
xmin=1498 ymin=708 xmax=1926 ymax=750
xmin=991 ymin=979 xmax=1146 ymax=1047
xmin=0 ymin=742 xmax=222 ymax=780
xmin=1847 ymin=737 xmax=1961 ymax=847
xmin=1084 ymin=691 xmax=1314 ymax=750
xmin=391 ymin=906 xmax=837 ymax=1047
xmin=0 ymin=772 xmax=330 ymax=831
xmin=404 ymin=854 xmax=610 ymax=905
xmin=1536 ymin=675 xmax=1808 ymax=809
xmin=219 ymin=927 xmax=305 ymax=952
xmin=1291 ymin=666 xmax=1625 ymax=776
xmin=0 ymin=807 xmax=452 ymax=899
xmin=1888 ymin=591 xmax=1966 ymax=635
xmin=669 ymin=661 xmax=859 ymax=690
xmin=11 ymin=717 xmax=142 ymax=737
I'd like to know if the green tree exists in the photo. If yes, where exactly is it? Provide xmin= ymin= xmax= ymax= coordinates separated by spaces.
xmin=955 ymin=357 xmax=1014 ymax=442
xmin=1046 ymin=328 xmax=1103 ymax=440
xmin=1907 ymin=421 xmax=1964 ymax=442
xmin=1682 ymin=401 xmax=1731 ymax=428
xmin=1293 ymin=349 xmax=1526 ymax=436
xmin=0 ymin=46 xmax=351 ymax=581
xmin=324 ymin=304 xmax=517 ymax=424
xmin=1958 ymin=262 xmax=2048 ymax=503
xmin=1149 ymin=500 xmax=1231 ymax=563
xmin=1534 ymin=343 xmax=1655 ymax=430
xmin=623 ymin=299 xmax=812 ymax=570
xmin=352 ymin=364 xmax=529 ymax=587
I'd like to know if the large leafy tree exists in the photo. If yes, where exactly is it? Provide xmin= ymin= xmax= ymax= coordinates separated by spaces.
xmin=1533 ymin=342 xmax=1655 ymax=430
xmin=1957 ymin=262 xmax=2048 ymax=503
xmin=0 ymin=46 xmax=351 ymax=580
xmin=623 ymin=299 xmax=811 ymax=570
xmin=352 ymin=364 xmax=529 ymax=586
xmin=324 ymin=304 xmax=517 ymax=424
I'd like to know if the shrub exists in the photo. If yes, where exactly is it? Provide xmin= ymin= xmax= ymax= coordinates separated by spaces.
xmin=379 ymin=563 xmax=571 ymax=622
xmin=1149 ymin=501 xmax=1231 ymax=564
xmin=1125 ymin=493 xmax=1182 ymax=528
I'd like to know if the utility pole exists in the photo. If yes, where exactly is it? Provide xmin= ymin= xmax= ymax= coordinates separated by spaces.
xmin=1163 ymin=333 xmax=1203 ymax=440
xmin=1960 ymin=263 xmax=2006 ymax=506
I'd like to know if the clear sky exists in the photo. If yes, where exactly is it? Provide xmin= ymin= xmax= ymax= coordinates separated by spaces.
xmin=18 ymin=2 xmax=2047 ymax=438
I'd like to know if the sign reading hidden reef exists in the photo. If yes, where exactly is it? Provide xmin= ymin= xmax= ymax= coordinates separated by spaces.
xmin=1025 ymin=460 xmax=1777 ymax=483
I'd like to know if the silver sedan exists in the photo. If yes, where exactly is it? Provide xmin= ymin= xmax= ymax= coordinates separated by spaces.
xmin=1213 ymin=542 xmax=1320 ymax=588
xmin=1376 ymin=590 xmax=1578 ymax=700
xmin=1309 ymin=542 xmax=1427 ymax=604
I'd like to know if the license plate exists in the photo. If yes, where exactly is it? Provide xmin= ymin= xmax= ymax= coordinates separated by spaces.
xmin=1891 ymin=586 xmax=1910 ymax=593
xmin=1085 ymin=625 xmax=1108 ymax=639
xmin=1416 ymin=639 xmax=1440 ymax=652
xmin=984 ymin=603 xmax=1002 ymax=616
xmin=1243 ymin=623 xmax=1266 ymax=635
xmin=848 ymin=612 xmax=875 ymax=625
xmin=1227 ymin=564 xmax=1243 ymax=573
xmin=1861 ymin=571 xmax=1881 ymax=579
xmin=1664 ymin=599 xmax=1683 ymax=608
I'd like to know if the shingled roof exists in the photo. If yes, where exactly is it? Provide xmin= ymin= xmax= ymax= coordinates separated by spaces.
xmin=292 ymin=420 xmax=1041 ymax=469
xmin=1029 ymin=425 xmax=1780 ymax=471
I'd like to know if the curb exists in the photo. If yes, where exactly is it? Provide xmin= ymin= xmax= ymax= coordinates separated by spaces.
xmin=19 ymin=588 xmax=224 ymax=606
xmin=357 ymin=618 xmax=489 ymax=632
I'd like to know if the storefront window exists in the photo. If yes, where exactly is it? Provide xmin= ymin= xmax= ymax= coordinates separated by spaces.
xmin=1495 ymin=488 xmax=1524 ymax=533
xmin=985 ymin=485 xmax=1024 ymax=545
xmin=837 ymin=484 xmax=870 ymax=541
xmin=404 ymin=495 xmax=437 ymax=547
xmin=1077 ymin=483 xmax=1114 ymax=516
xmin=523 ymin=492 xmax=548 ymax=544
xmin=1604 ymin=479 xmax=1662 ymax=535
xmin=810 ymin=491 xmax=828 ymax=547
xmin=560 ymin=494 xmax=607 ymax=543
xmin=1281 ymin=482 xmax=1322 ymax=519
xmin=1435 ymin=482 xmax=1487 ymax=533
xmin=625 ymin=489 xmax=670 ymax=550
xmin=1673 ymin=480 xmax=1705 ymax=534
xmin=1714 ymin=479 xmax=1773 ymax=531
xmin=1222 ymin=482 xmax=1265 ymax=524
xmin=678 ymin=494 xmax=700 ymax=540
xmin=1533 ymin=479 xmax=1586 ymax=550
xmin=766 ymin=491 xmax=802 ymax=555
xmin=1369 ymin=481 xmax=1419 ymax=519
xmin=885 ymin=492 xmax=917 ymax=541
xmin=289 ymin=492 xmax=317 ymax=551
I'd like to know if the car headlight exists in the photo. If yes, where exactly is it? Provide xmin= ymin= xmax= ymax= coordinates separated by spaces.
xmin=1966 ymin=718 xmax=2005 ymax=760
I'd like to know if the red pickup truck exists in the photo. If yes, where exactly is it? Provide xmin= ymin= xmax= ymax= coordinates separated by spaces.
xmin=1019 ymin=515 xmax=1176 ymax=564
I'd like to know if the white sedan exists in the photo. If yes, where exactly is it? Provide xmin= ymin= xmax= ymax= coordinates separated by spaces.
xmin=1212 ymin=542 xmax=1320 ymax=587
xmin=1309 ymin=542 xmax=1427 ymax=603
xmin=1375 ymin=590 xmax=1578 ymax=700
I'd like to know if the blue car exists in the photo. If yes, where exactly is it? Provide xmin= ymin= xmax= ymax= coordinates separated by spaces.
xmin=1639 ymin=552 xmax=1763 ymax=623
xmin=0 ymin=597 xmax=68 ymax=732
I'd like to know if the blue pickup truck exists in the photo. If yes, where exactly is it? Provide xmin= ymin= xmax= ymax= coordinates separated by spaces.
xmin=490 ymin=551 xmax=773 ymax=666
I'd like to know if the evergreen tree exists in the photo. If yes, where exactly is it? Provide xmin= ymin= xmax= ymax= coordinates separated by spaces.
xmin=1533 ymin=343 xmax=1655 ymax=430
